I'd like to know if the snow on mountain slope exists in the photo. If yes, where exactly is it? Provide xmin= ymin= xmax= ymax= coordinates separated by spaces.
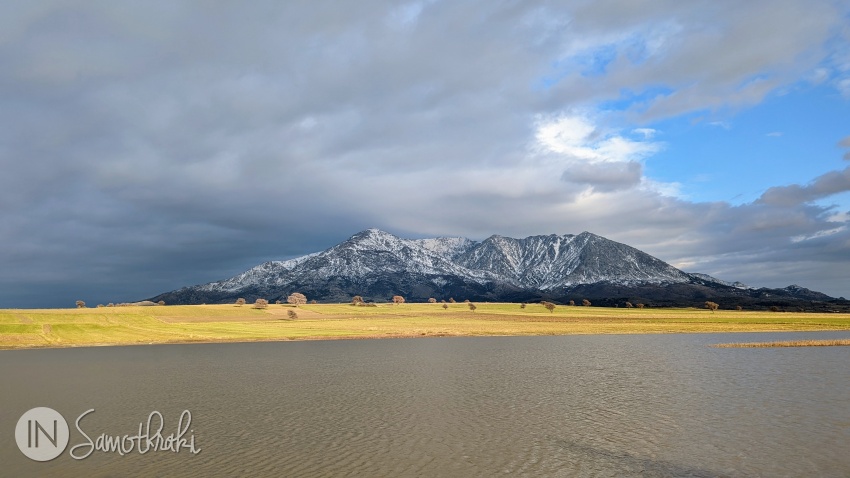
xmin=186 ymin=228 xmax=693 ymax=298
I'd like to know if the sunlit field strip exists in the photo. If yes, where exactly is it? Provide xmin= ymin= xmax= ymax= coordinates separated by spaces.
xmin=1 ymin=303 xmax=849 ymax=349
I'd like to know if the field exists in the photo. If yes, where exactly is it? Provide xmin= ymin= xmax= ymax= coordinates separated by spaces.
xmin=2 ymin=302 xmax=850 ymax=349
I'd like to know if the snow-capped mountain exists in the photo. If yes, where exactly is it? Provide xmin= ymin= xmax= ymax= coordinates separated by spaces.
xmin=149 ymin=228 xmax=837 ymax=308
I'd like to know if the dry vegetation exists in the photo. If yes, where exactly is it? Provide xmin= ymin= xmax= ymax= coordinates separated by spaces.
xmin=0 ymin=302 xmax=849 ymax=349
xmin=712 ymin=339 xmax=850 ymax=348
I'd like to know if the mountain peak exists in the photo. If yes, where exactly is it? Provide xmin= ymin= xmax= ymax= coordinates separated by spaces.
xmin=149 ymin=229 xmax=835 ymax=307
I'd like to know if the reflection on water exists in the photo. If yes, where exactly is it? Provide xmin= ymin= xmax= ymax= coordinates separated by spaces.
xmin=1 ymin=331 xmax=849 ymax=477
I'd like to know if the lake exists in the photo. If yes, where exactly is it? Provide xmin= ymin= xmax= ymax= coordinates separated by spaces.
xmin=2 ymin=332 xmax=849 ymax=477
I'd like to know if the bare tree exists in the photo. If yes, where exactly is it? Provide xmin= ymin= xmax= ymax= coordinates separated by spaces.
xmin=392 ymin=295 xmax=405 ymax=305
xmin=705 ymin=301 xmax=719 ymax=312
xmin=582 ymin=299 xmax=591 ymax=307
xmin=442 ymin=303 xmax=448 ymax=310
xmin=287 ymin=310 xmax=298 ymax=319
xmin=428 ymin=297 xmax=437 ymax=303
xmin=351 ymin=295 xmax=364 ymax=306
xmin=468 ymin=303 xmax=477 ymax=312
xmin=254 ymin=298 xmax=269 ymax=309
xmin=75 ymin=300 xmax=86 ymax=308
xmin=235 ymin=298 xmax=246 ymax=306
xmin=287 ymin=293 xmax=307 ymax=306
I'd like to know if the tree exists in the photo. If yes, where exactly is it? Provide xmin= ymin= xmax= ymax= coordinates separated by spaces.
xmin=158 ymin=300 xmax=165 ymax=306
xmin=351 ymin=295 xmax=364 ymax=306
xmin=254 ymin=298 xmax=269 ymax=309
xmin=568 ymin=300 xmax=575 ymax=306
xmin=287 ymin=293 xmax=307 ymax=306
xmin=449 ymin=298 xmax=456 ymax=303
xmin=442 ymin=303 xmax=448 ymax=310
xmin=705 ymin=301 xmax=719 ymax=312
xmin=235 ymin=298 xmax=246 ymax=306
xmin=735 ymin=305 xmax=742 ymax=311
xmin=520 ymin=303 xmax=526 ymax=309
xmin=310 ymin=300 xmax=317 ymax=304
xmin=582 ymin=299 xmax=591 ymax=307
xmin=75 ymin=300 xmax=86 ymax=308
xmin=769 ymin=306 xmax=780 ymax=312
xmin=463 ymin=299 xmax=470 ymax=303
xmin=636 ymin=303 xmax=645 ymax=309
xmin=625 ymin=302 xmax=633 ymax=308
xmin=275 ymin=300 xmax=282 ymax=305
xmin=428 ymin=297 xmax=437 ymax=303
xmin=543 ymin=302 xmax=556 ymax=313
xmin=287 ymin=310 xmax=298 ymax=319
xmin=392 ymin=295 xmax=405 ymax=305
xmin=468 ymin=303 xmax=477 ymax=312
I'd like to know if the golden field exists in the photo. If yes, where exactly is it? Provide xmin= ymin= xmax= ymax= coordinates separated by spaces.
xmin=1 ymin=302 xmax=849 ymax=349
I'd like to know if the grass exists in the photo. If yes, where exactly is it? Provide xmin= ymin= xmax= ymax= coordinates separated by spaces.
xmin=0 ymin=302 xmax=849 ymax=349
xmin=712 ymin=339 xmax=850 ymax=348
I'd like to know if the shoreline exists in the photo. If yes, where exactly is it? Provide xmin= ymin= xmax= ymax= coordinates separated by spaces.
xmin=3 ymin=327 xmax=850 ymax=352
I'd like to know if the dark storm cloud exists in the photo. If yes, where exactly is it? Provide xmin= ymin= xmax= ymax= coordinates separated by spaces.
xmin=1 ymin=1 xmax=849 ymax=306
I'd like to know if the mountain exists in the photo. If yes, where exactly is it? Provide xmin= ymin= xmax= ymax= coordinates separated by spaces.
xmin=149 ymin=229 xmax=843 ymax=310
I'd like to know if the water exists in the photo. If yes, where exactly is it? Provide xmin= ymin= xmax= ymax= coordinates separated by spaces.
xmin=2 ymin=332 xmax=849 ymax=477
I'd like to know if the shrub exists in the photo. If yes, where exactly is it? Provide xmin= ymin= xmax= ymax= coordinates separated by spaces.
xmin=428 ymin=298 xmax=437 ymax=303
xmin=392 ymin=295 xmax=405 ymax=305
xmin=275 ymin=300 xmax=281 ymax=305
xmin=705 ymin=301 xmax=719 ymax=312
xmin=352 ymin=295 xmax=364 ymax=306
xmin=287 ymin=293 xmax=307 ymax=306
xmin=254 ymin=298 xmax=269 ymax=309
xmin=568 ymin=300 xmax=575 ymax=306
xmin=158 ymin=300 xmax=165 ymax=306
xmin=235 ymin=298 xmax=246 ymax=306
xmin=636 ymin=303 xmax=645 ymax=309
xmin=520 ymin=303 xmax=526 ymax=309
xmin=449 ymin=298 xmax=456 ymax=303
xmin=625 ymin=302 xmax=633 ymax=308
xmin=287 ymin=310 xmax=298 ymax=319
xmin=468 ymin=303 xmax=477 ymax=312
xmin=736 ymin=305 xmax=742 ymax=311
xmin=769 ymin=306 xmax=780 ymax=312
xmin=582 ymin=299 xmax=591 ymax=307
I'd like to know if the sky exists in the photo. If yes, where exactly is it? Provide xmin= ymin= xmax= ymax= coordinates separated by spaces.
xmin=2 ymin=0 xmax=850 ymax=308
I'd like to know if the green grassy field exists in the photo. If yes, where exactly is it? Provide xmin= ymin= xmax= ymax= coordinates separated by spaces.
xmin=1 ymin=302 xmax=849 ymax=349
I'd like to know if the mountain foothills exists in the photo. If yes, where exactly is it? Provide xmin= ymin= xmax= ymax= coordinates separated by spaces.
xmin=150 ymin=229 xmax=846 ymax=311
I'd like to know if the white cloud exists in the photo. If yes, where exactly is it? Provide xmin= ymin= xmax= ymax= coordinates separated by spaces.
xmin=534 ymin=113 xmax=661 ymax=163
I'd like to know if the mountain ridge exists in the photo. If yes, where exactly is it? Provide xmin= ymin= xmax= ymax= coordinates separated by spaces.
xmin=149 ymin=228 xmax=842 ymax=310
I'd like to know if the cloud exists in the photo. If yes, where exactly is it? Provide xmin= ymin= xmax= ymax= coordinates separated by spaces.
xmin=757 ymin=167 xmax=850 ymax=206
xmin=562 ymin=161 xmax=643 ymax=192
xmin=1 ymin=1 xmax=850 ymax=306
